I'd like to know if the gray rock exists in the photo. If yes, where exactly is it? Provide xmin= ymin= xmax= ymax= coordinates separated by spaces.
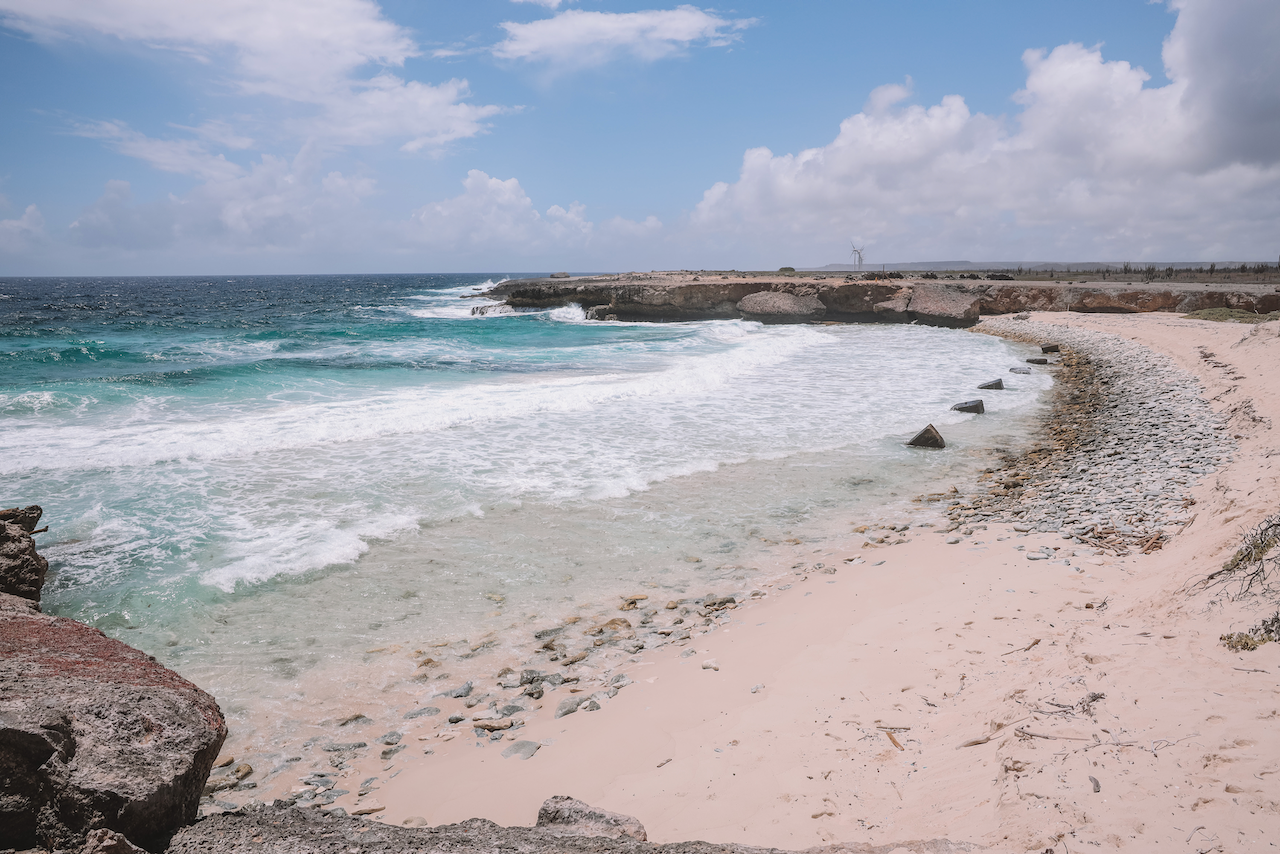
xmin=950 ymin=400 xmax=985 ymax=414
xmin=1041 ymin=344 xmax=1061 ymax=353
xmin=1009 ymin=366 xmax=1032 ymax=374
xmin=375 ymin=732 xmax=402 ymax=745
xmin=536 ymin=795 xmax=647 ymax=841
xmin=907 ymin=424 xmax=946 ymax=449
xmin=549 ymin=272 xmax=570 ymax=279
xmin=736 ymin=291 xmax=825 ymax=321
xmin=0 ymin=592 xmax=227 ymax=851
xmin=402 ymin=706 xmax=440 ymax=719
xmin=322 ymin=742 xmax=367 ymax=752
xmin=1026 ymin=357 xmax=1049 ymax=365
xmin=0 ymin=519 xmax=48 ymax=603
xmin=978 ymin=378 xmax=1005 ymax=390
xmin=165 ymin=802 xmax=984 ymax=853
xmin=501 ymin=740 xmax=541 ymax=760
xmin=906 ymin=284 xmax=982 ymax=328
xmin=442 ymin=681 xmax=473 ymax=699
xmin=555 ymin=696 xmax=585 ymax=719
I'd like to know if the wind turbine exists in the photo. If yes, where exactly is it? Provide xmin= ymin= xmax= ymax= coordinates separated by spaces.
xmin=849 ymin=241 xmax=864 ymax=271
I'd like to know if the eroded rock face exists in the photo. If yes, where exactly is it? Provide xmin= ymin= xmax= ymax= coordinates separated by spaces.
xmin=0 ymin=518 xmax=48 ymax=603
xmin=0 ymin=592 xmax=227 ymax=851
xmin=737 ymin=291 xmax=825 ymax=322
xmin=906 ymin=285 xmax=982 ymax=327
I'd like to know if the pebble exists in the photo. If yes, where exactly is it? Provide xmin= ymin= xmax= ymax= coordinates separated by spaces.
xmin=501 ymin=740 xmax=541 ymax=760
xmin=403 ymin=707 xmax=441 ymax=720
xmin=957 ymin=320 xmax=1233 ymax=545
xmin=702 ymin=659 xmax=720 ymax=671
xmin=555 ymin=696 xmax=585 ymax=718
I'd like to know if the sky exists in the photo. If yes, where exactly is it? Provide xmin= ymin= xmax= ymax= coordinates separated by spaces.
xmin=1 ymin=0 xmax=1278 ymax=275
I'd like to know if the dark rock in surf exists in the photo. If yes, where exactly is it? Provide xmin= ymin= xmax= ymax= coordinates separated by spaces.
xmin=978 ymin=378 xmax=1005 ymax=390
xmin=950 ymin=400 xmax=985 ymax=414
xmin=1026 ymin=357 xmax=1049 ymax=365
xmin=0 ymin=505 xmax=43 ymax=533
xmin=1009 ymin=367 xmax=1032 ymax=375
xmin=906 ymin=424 xmax=946 ymax=449
xmin=1041 ymin=344 xmax=1061 ymax=353
xmin=549 ymin=272 xmax=570 ymax=279
xmin=0 ymin=520 xmax=48 ymax=604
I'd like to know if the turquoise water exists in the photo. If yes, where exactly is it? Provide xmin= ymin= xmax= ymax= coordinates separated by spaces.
xmin=0 ymin=274 xmax=1051 ymax=743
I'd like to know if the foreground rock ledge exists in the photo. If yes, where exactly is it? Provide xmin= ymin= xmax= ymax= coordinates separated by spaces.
xmin=167 ymin=801 xmax=983 ymax=854
xmin=0 ymin=592 xmax=227 ymax=851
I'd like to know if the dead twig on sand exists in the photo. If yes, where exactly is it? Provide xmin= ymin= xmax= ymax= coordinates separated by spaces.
xmin=1002 ymin=638 xmax=1041 ymax=656
xmin=1016 ymin=727 xmax=1094 ymax=742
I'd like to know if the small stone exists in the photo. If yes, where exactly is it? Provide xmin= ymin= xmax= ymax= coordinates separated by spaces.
xmin=581 ymin=700 xmax=602 ymax=712
xmin=375 ymin=731 xmax=402 ymax=745
xmin=1026 ymin=357 xmax=1049 ymax=365
xmin=352 ymin=801 xmax=385 ymax=815
xmin=1010 ymin=367 xmax=1032 ymax=375
xmin=701 ymin=659 xmax=719 ymax=671
xmin=1041 ymin=344 xmax=1061 ymax=353
xmin=555 ymin=696 xmax=585 ymax=718
xmin=978 ymin=378 xmax=1005 ymax=390
xmin=403 ymin=706 xmax=441 ymax=719
xmin=950 ymin=399 xmax=985 ymax=414
xmin=665 ymin=600 xmax=679 ymax=609
xmin=447 ymin=714 xmax=465 ymax=724
xmin=380 ymin=745 xmax=405 ymax=760
xmin=502 ymin=740 xmax=541 ymax=759
xmin=473 ymin=719 xmax=514 ymax=731
xmin=946 ymin=537 xmax=963 ymax=544
xmin=402 ymin=816 xmax=429 ymax=827
xmin=750 ymin=683 xmax=765 ymax=693
xmin=907 ymin=424 xmax=946 ymax=449
xmin=322 ymin=742 xmax=366 ymax=752
xmin=442 ymin=681 xmax=473 ymax=699
xmin=213 ymin=754 xmax=235 ymax=769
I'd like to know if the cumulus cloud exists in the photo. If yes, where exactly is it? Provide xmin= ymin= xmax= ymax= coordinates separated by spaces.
xmin=690 ymin=0 xmax=1280 ymax=264
xmin=69 ymin=146 xmax=379 ymax=254
xmin=407 ymin=170 xmax=664 ymax=262
xmin=0 ymin=204 xmax=47 ymax=253
xmin=494 ymin=5 xmax=756 ymax=68
xmin=0 ymin=0 xmax=502 ymax=152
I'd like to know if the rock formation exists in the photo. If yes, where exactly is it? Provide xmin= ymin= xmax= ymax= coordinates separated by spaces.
xmin=0 ymin=508 xmax=48 ymax=603
xmin=0 ymin=513 xmax=227 ymax=852
xmin=736 ymin=291 xmax=825 ymax=322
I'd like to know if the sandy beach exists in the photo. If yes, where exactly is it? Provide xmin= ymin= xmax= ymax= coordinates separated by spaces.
xmin=226 ymin=312 xmax=1280 ymax=854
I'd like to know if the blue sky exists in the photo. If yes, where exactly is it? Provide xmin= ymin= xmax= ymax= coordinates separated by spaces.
xmin=1 ymin=0 xmax=1277 ymax=274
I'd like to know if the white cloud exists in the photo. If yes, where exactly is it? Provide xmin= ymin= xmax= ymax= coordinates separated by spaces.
xmin=493 ymin=5 xmax=756 ymax=68
xmin=68 ymin=146 xmax=380 ymax=254
xmin=0 ymin=204 xmax=46 ymax=253
xmin=0 ymin=0 xmax=502 ymax=152
xmin=511 ymin=0 xmax=568 ymax=8
xmin=409 ymin=169 xmax=592 ymax=249
xmin=689 ymin=0 xmax=1280 ymax=264
xmin=74 ymin=120 xmax=246 ymax=181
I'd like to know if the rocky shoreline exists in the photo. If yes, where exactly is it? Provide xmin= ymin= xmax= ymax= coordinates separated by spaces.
xmin=930 ymin=318 xmax=1233 ymax=550
xmin=1 ymin=315 xmax=1256 ymax=853
xmin=481 ymin=272 xmax=1280 ymax=327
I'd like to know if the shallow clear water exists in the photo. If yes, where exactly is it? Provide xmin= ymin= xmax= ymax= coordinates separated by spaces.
xmin=0 ymin=274 xmax=1051 ymax=742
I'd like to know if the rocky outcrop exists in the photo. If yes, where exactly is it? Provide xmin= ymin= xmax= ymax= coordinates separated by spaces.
xmin=0 ymin=590 xmax=227 ymax=851
xmin=536 ymin=795 xmax=648 ymax=841
xmin=483 ymin=273 xmax=1280 ymax=328
xmin=166 ymin=801 xmax=984 ymax=853
xmin=906 ymin=284 xmax=982 ymax=327
xmin=737 ymin=291 xmax=825 ymax=322
xmin=0 ymin=506 xmax=48 ymax=604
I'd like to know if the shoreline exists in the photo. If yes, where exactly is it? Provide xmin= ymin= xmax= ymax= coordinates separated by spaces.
xmin=204 ymin=312 xmax=1280 ymax=853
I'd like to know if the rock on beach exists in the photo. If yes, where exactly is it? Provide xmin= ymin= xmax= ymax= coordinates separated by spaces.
xmin=0 ymin=592 xmax=227 ymax=851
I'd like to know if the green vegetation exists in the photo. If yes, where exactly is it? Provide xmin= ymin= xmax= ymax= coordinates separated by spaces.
xmin=1181 ymin=308 xmax=1280 ymax=324
xmin=777 ymin=267 xmax=795 ymax=273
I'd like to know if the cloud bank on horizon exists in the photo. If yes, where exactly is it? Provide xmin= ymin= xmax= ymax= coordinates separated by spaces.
xmin=0 ymin=0 xmax=1277 ymax=273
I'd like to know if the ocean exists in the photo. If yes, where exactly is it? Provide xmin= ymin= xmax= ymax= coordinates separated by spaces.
xmin=0 ymin=273 xmax=1052 ymax=752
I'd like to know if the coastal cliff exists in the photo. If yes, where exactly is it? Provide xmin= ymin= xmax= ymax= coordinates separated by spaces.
xmin=484 ymin=272 xmax=1280 ymax=327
